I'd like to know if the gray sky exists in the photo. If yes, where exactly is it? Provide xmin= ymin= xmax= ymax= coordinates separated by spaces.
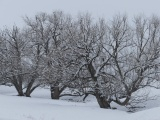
xmin=0 ymin=0 xmax=160 ymax=28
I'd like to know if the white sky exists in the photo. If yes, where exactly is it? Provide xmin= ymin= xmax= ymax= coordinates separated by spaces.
xmin=0 ymin=0 xmax=160 ymax=28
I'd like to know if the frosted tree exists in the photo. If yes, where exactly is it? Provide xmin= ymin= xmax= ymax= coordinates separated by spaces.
xmin=0 ymin=32 xmax=8 ymax=84
xmin=70 ymin=14 xmax=160 ymax=109
xmin=99 ymin=15 xmax=160 ymax=108
xmin=112 ymin=16 xmax=160 ymax=107
xmin=1 ymin=26 xmax=28 ymax=96
xmin=1 ymin=26 xmax=44 ymax=97
xmin=1 ymin=11 xmax=160 ymax=108
xmin=67 ymin=13 xmax=114 ymax=108
xmin=24 ymin=11 xmax=78 ymax=99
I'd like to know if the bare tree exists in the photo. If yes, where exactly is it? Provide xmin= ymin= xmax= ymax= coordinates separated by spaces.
xmin=1 ymin=11 xmax=160 ymax=109
xmin=102 ymin=15 xmax=160 ymax=107
xmin=70 ymin=14 xmax=160 ymax=109
xmin=24 ymin=11 xmax=77 ymax=99
xmin=1 ymin=26 xmax=44 ymax=97
xmin=2 ymin=26 xmax=28 ymax=96
xmin=0 ymin=32 xmax=8 ymax=84
xmin=67 ymin=13 xmax=114 ymax=108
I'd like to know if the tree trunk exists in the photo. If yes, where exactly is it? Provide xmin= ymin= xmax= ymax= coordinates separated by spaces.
xmin=25 ymin=87 xmax=32 ymax=97
xmin=14 ymin=84 xmax=24 ymax=96
xmin=24 ymin=74 xmax=39 ymax=97
xmin=95 ymin=93 xmax=111 ymax=109
xmin=25 ymin=91 xmax=31 ymax=97
xmin=83 ymin=93 xmax=89 ymax=101
xmin=51 ymin=86 xmax=61 ymax=99
xmin=25 ymin=84 xmax=40 ymax=97
xmin=18 ymin=90 xmax=24 ymax=96
xmin=12 ymin=80 xmax=24 ymax=96
xmin=25 ymin=83 xmax=33 ymax=97
xmin=87 ymin=62 xmax=111 ymax=108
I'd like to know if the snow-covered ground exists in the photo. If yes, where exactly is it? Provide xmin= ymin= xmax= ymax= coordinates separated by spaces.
xmin=1 ymin=86 xmax=160 ymax=120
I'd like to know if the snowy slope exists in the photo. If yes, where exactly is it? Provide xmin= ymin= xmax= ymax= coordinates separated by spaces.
xmin=0 ymin=94 xmax=128 ymax=120
xmin=130 ymin=107 xmax=160 ymax=120
xmin=0 ymin=86 xmax=160 ymax=120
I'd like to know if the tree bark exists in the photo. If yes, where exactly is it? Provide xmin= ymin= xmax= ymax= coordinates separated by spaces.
xmin=87 ymin=62 xmax=111 ymax=108
xmin=51 ymin=86 xmax=61 ymax=99
xmin=12 ymin=78 xmax=24 ymax=96
xmin=95 ymin=93 xmax=111 ymax=109
xmin=14 ymin=84 xmax=24 ymax=96
xmin=25 ymin=84 xmax=40 ymax=97
xmin=25 ymin=82 xmax=34 ymax=97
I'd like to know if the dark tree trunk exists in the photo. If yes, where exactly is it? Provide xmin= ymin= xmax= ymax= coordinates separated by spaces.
xmin=18 ymin=90 xmax=24 ymax=96
xmin=25 ymin=91 xmax=31 ymax=97
xmin=14 ymin=84 xmax=24 ymax=96
xmin=25 ymin=84 xmax=40 ymax=97
xmin=12 ymin=75 xmax=24 ymax=96
xmin=24 ymin=74 xmax=40 ymax=97
xmin=51 ymin=86 xmax=61 ymax=99
xmin=13 ymin=80 xmax=24 ymax=96
xmin=83 ymin=93 xmax=89 ymax=101
xmin=25 ymin=82 xmax=34 ymax=97
xmin=87 ymin=62 xmax=111 ymax=108
xmin=95 ymin=93 xmax=111 ymax=109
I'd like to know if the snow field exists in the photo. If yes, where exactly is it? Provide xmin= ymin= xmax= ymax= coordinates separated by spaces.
xmin=1 ymin=86 xmax=160 ymax=120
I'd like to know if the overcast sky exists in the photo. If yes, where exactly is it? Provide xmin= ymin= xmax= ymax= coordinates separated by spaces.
xmin=0 ymin=0 xmax=160 ymax=28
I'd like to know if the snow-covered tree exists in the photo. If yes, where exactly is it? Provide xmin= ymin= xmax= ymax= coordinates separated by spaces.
xmin=1 ymin=26 xmax=29 ymax=96
xmin=24 ymin=11 xmax=78 ymax=99
xmin=1 ymin=11 xmax=160 ymax=109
